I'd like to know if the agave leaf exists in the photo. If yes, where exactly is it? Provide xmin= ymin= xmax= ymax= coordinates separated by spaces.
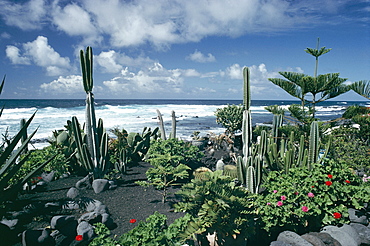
xmin=0 ymin=111 xmax=37 ymax=170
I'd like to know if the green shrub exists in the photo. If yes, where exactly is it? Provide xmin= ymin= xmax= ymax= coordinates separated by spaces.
xmin=10 ymin=145 xmax=70 ymax=185
xmin=147 ymin=138 xmax=203 ymax=165
xmin=174 ymin=171 xmax=257 ymax=243
xmin=215 ymin=104 xmax=244 ymax=134
xmin=256 ymin=160 xmax=370 ymax=235
xmin=329 ymin=126 xmax=370 ymax=173
xmin=118 ymin=212 xmax=193 ymax=246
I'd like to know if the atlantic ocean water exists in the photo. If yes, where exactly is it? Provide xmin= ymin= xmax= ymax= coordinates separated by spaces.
xmin=1 ymin=99 xmax=369 ymax=149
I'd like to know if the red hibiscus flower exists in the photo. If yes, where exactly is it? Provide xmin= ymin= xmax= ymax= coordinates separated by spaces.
xmin=325 ymin=181 xmax=332 ymax=186
xmin=75 ymin=235 xmax=83 ymax=241
xmin=345 ymin=180 xmax=350 ymax=184
xmin=327 ymin=174 xmax=333 ymax=179
xmin=129 ymin=219 xmax=137 ymax=223
xmin=333 ymin=212 xmax=341 ymax=219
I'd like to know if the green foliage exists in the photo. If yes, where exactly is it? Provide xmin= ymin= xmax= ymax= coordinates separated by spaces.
xmin=215 ymin=104 xmax=244 ymax=135
xmin=89 ymin=223 xmax=117 ymax=246
xmin=147 ymin=138 xmax=203 ymax=165
xmin=9 ymin=145 xmax=69 ymax=185
xmin=268 ymin=39 xmax=350 ymax=119
xmin=350 ymin=80 xmax=370 ymax=100
xmin=0 ymin=76 xmax=54 ymax=204
xmin=329 ymin=126 xmax=370 ymax=173
xmin=174 ymin=171 xmax=257 ymax=243
xmin=118 ymin=212 xmax=192 ymax=246
xmin=136 ymin=153 xmax=191 ymax=203
xmin=342 ymin=105 xmax=370 ymax=141
xmin=256 ymin=160 xmax=370 ymax=235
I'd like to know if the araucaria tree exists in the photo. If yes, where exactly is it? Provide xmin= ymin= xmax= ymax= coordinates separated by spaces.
xmin=268 ymin=38 xmax=350 ymax=118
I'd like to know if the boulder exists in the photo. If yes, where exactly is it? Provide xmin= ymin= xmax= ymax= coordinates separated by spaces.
xmin=348 ymin=208 xmax=368 ymax=225
xmin=22 ymin=229 xmax=55 ymax=246
xmin=50 ymin=215 xmax=75 ymax=230
xmin=41 ymin=171 xmax=55 ymax=183
xmin=270 ymin=241 xmax=293 ymax=246
xmin=92 ymin=179 xmax=109 ymax=193
xmin=66 ymin=187 xmax=80 ymax=199
xmin=308 ymin=232 xmax=341 ymax=246
xmin=276 ymin=231 xmax=313 ymax=246
xmin=321 ymin=225 xmax=359 ymax=246
xmin=301 ymin=234 xmax=325 ymax=246
xmin=350 ymin=223 xmax=370 ymax=245
xmin=76 ymin=221 xmax=95 ymax=242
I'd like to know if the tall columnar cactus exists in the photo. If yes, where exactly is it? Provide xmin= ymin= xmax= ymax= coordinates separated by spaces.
xmin=71 ymin=47 xmax=109 ymax=179
xmin=236 ymin=67 xmax=264 ymax=193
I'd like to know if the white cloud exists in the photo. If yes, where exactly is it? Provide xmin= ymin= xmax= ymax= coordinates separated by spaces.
xmin=40 ymin=75 xmax=83 ymax=94
xmin=187 ymin=50 xmax=216 ymax=63
xmin=6 ymin=36 xmax=72 ymax=76
xmin=0 ymin=0 xmax=361 ymax=49
xmin=103 ymin=62 xmax=185 ymax=94
xmin=0 ymin=0 xmax=47 ymax=30
xmin=6 ymin=46 xmax=31 ymax=65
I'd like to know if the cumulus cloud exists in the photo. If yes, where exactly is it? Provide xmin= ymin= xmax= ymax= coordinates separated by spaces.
xmin=0 ymin=0 xmax=362 ymax=49
xmin=94 ymin=50 xmax=156 ymax=73
xmin=5 ymin=36 xmax=72 ymax=76
xmin=0 ymin=0 xmax=47 ymax=30
xmin=187 ymin=50 xmax=216 ymax=63
xmin=40 ymin=75 xmax=83 ymax=94
xmin=103 ymin=63 xmax=188 ymax=95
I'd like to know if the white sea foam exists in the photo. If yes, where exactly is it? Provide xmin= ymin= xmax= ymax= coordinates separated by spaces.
xmin=0 ymin=101 xmax=354 ymax=149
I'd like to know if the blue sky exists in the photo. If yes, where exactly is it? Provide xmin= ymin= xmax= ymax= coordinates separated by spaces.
xmin=0 ymin=0 xmax=369 ymax=100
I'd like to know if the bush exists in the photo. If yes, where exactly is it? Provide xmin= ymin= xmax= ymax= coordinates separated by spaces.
xmin=147 ymin=138 xmax=203 ymax=166
xmin=215 ymin=104 xmax=244 ymax=134
xmin=256 ymin=160 xmax=370 ymax=235
xmin=9 ymin=145 xmax=70 ymax=185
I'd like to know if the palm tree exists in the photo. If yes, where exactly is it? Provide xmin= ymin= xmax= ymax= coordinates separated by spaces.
xmin=350 ymin=80 xmax=370 ymax=100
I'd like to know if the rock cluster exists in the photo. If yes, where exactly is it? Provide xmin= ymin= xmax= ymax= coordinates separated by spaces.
xmin=270 ymin=207 xmax=370 ymax=246
xmin=0 ymin=176 xmax=117 ymax=246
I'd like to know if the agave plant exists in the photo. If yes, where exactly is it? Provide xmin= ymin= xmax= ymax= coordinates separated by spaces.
xmin=0 ymin=76 xmax=55 ymax=204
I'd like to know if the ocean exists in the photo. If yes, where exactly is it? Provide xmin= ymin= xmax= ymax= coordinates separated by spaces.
xmin=0 ymin=99 xmax=369 ymax=149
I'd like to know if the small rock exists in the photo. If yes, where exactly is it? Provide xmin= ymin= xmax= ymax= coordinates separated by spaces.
xmin=92 ymin=179 xmax=109 ymax=193
xmin=348 ymin=208 xmax=368 ymax=225
xmin=215 ymin=159 xmax=225 ymax=171
xmin=86 ymin=199 xmax=103 ymax=212
xmin=76 ymin=221 xmax=95 ymax=242
xmin=350 ymin=223 xmax=370 ymax=245
xmin=50 ymin=215 xmax=75 ymax=230
xmin=22 ymin=229 xmax=55 ymax=246
xmin=108 ymin=180 xmax=117 ymax=190
xmin=75 ymin=175 xmax=92 ymax=190
xmin=66 ymin=187 xmax=80 ymax=199
xmin=321 ymin=225 xmax=358 ymax=246
xmin=301 ymin=234 xmax=325 ymax=246
xmin=277 ymin=231 xmax=313 ymax=246
xmin=0 ymin=218 xmax=18 ymax=230
xmin=41 ymin=171 xmax=55 ymax=183
xmin=78 ymin=212 xmax=101 ymax=224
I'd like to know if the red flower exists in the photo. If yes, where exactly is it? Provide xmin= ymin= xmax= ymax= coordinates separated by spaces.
xmin=333 ymin=212 xmax=342 ymax=219
xmin=129 ymin=219 xmax=137 ymax=223
xmin=325 ymin=181 xmax=332 ymax=186
xmin=345 ymin=180 xmax=350 ymax=184
xmin=327 ymin=174 xmax=333 ymax=179
xmin=75 ymin=235 xmax=83 ymax=241
xmin=311 ymin=186 xmax=315 ymax=188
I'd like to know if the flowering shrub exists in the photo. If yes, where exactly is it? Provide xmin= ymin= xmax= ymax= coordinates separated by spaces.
xmin=256 ymin=160 xmax=370 ymax=235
